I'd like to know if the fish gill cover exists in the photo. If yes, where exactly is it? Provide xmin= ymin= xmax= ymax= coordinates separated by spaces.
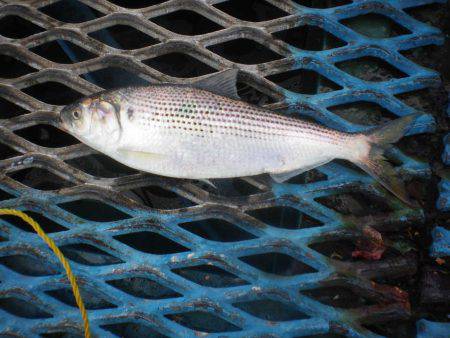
xmin=0 ymin=0 xmax=449 ymax=337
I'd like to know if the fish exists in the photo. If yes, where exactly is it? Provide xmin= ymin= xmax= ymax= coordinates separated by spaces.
xmin=59 ymin=69 xmax=418 ymax=207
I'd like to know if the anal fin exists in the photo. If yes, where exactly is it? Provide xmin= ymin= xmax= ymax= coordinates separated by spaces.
xmin=270 ymin=158 xmax=332 ymax=183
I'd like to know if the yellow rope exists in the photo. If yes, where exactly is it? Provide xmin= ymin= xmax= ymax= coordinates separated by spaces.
xmin=0 ymin=209 xmax=91 ymax=338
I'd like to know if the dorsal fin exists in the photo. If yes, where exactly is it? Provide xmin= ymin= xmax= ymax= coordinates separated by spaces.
xmin=192 ymin=69 xmax=240 ymax=100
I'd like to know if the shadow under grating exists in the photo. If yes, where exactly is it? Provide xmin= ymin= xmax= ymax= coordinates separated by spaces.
xmin=0 ymin=0 xmax=448 ymax=337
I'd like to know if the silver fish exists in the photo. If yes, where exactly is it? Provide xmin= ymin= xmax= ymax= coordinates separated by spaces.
xmin=60 ymin=69 xmax=417 ymax=206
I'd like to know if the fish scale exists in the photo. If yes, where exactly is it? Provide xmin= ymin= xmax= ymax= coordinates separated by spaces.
xmin=59 ymin=70 xmax=419 ymax=206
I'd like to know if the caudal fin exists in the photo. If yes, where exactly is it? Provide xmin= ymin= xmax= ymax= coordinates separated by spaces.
xmin=355 ymin=114 xmax=420 ymax=208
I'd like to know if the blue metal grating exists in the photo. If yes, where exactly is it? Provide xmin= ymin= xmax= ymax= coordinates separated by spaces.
xmin=0 ymin=0 xmax=447 ymax=337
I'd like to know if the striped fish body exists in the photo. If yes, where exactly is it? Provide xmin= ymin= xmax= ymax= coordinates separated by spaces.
xmin=114 ymin=85 xmax=352 ymax=179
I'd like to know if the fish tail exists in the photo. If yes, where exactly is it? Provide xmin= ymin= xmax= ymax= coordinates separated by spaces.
xmin=352 ymin=114 xmax=420 ymax=208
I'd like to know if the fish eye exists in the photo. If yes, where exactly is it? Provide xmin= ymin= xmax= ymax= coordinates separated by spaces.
xmin=72 ymin=110 xmax=81 ymax=120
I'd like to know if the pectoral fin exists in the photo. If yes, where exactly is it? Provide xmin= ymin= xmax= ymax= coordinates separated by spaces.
xmin=117 ymin=149 xmax=165 ymax=162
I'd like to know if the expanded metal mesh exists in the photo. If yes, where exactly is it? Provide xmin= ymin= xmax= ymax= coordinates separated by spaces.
xmin=0 ymin=0 xmax=446 ymax=337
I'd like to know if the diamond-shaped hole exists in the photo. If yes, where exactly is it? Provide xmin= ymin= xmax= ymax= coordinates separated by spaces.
xmin=0 ymin=189 xmax=14 ymax=201
xmin=108 ymin=0 xmax=167 ymax=8
xmin=22 ymin=82 xmax=84 ymax=105
xmin=273 ymin=25 xmax=346 ymax=50
xmin=101 ymin=322 xmax=168 ymax=338
xmin=0 ymin=96 xmax=30 ymax=118
xmin=165 ymin=311 xmax=241 ymax=333
xmin=293 ymin=0 xmax=352 ymax=8
xmin=80 ymin=67 xmax=150 ymax=90
xmin=0 ymin=142 xmax=20 ymax=160
xmin=286 ymin=168 xmax=328 ymax=184
xmin=309 ymin=239 xmax=355 ymax=261
xmin=236 ymin=83 xmax=276 ymax=106
xmin=58 ymin=199 xmax=131 ymax=222
xmin=0 ymin=210 xmax=68 ymax=233
xmin=143 ymin=53 xmax=215 ymax=78
xmin=40 ymin=330 xmax=83 ymax=338
xmin=30 ymin=39 xmax=97 ymax=64
xmin=214 ymin=0 xmax=288 ymax=22
xmin=0 ymin=297 xmax=52 ymax=318
xmin=14 ymin=124 xmax=78 ymax=147
xmin=328 ymin=101 xmax=397 ymax=126
xmin=65 ymin=154 xmax=138 ymax=177
xmin=60 ymin=243 xmax=124 ymax=266
xmin=0 ymin=254 xmax=60 ymax=276
xmin=106 ymin=277 xmax=182 ymax=299
xmin=45 ymin=288 xmax=116 ymax=310
xmin=395 ymin=89 xmax=435 ymax=114
xmin=247 ymin=206 xmax=323 ymax=229
xmin=335 ymin=56 xmax=407 ymax=82
xmin=172 ymin=264 xmax=249 ymax=288
xmin=129 ymin=185 xmax=196 ymax=209
xmin=178 ymin=219 xmax=256 ymax=242
xmin=7 ymin=168 xmax=75 ymax=191
xmin=233 ymin=299 xmax=309 ymax=321
xmin=400 ymin=45 xmax=439 ymax=69
xmin=340 ymin=14 xmax=411 ymax=38
xmin=267 ymin=69 xmax=342 ymax=94
xmin=302 ymin=286 xmax=375 ymax=308
xmin=151 ymin=10 xmax=223 ymax=35
xmin=114 ymin=231 xmax=189 ymax=254
xmin=240 ymin=252 xmax=317 ymax=276
xmin=403 ymin=3 xmax=442 ymax=24
xmin=207 ymin=39 xmax=283 ymax=64
xmin=0 ymin=15 xmax=45 ymax=39
xmin=0 ymin=55 xmax=36 ymax=78
xmin=315 ymin=191 xmax=393 ymax=216
xmin=39 ymin=0 xmax=104 ymax=23
xmin=88 ymin=25 xmax=159 ymax=50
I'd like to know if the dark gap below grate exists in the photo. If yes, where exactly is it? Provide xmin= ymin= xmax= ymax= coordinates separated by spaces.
xmin=403 ymin=3 xmax=445 ymax=26
xmin=273 ymin=25 xmax=346 ymax=50
xmin=0 ymin=55 xmax=36 ymax=78
xmin=45 ymin=288 xmax=116 ymax=310
xmin=0 ymin=142 xmax=20 ymax=160
xmin=65 ymin=154 xmax=138 ymax=177
xmin=309 ymin=239 xmax=355 ymax=261
xmin=0 ymin=15 xmax=45 ymax=39
xmin=0 ymin=297 xmax=52 ymax=319
xmin=0 ymin=189 xmax=14 ymax=201
xmin=233 ymin=299 xmax=309 ymax=321
xmin=395 ymin=89 xmax=438 ymax=115
xmin=101 ymin=322 xmax=168 ymax=338
xmin=178 ymin=218 xmax=256 ymax=242
xmin=108 ymin=0 xmax=168 ymax=8
xmin=363 ymin=320 xmax=416 ymax=338
xmin=58 ymin=199 xmax=131 ymax=222
xmin=335 ymin=56 xmax=408 ymax=82
xmin=14 ymin=124 xmax=78 ymax=148
xmin=88 ymin=25 xmax=159 ymax=50
xmin=30 ymin=40 xmax=97 ymax=64
xmin=40 ymin=330 xmax=83 ymax=338
xmin=315 ymin=191 xmax=393 ymax=216
xmin=114 ymin=231 xmax=189 ymax=254
xmin=213 ymin=0 xmax=288 ymax=22
xmin=299 ymin=334 xmax=346 ymax=338
xmin=165 ymin=311 xmax=241 ymax=333
xmin=39 ymin=0 xmax=104 ymax=23
xmin=302 ymin=286 xmax=376 ymax=308
xmin=172 ymin=264 xmax=249 ymax=288
xmin=247 ymin=206 xmax=323 ymax=229
xmin=143 ymin=53 xmax=215 ymax=78
xmin=0 ymin=210 xmax=67 ymax=233
xmin=236 ymin=83 xmax=277 ymax=106
xmin=292 ymin=0 xmax=352 ymax=8
xmin=328 ymin=101 xmax=396 ymax=125
xmin=22 ymin=82 xmax=84 ymax=105
xmin=207 ymin=38 xmax=283 ymax=64
xmin=286 ymin=168 xmax=328 ymax=184
xmin=340 ymin=13 xmax=411 ymax=38
xmin=240 ymin=252 xmax=317 ymax=276
xmin=80 ymin=67 xmax=150 ymax=89
xmin=0 ymin=254 xmax=60 ymax=276
xmin=129 ymin=185 xmax=196 ymax=209
xmin=60 ymin=243 xmax=124 ymax=266
xmin=7 ymin=168 xmax=74 ymax=191
xmin=106 ymin=277 xmax=182 ymax=299
xmin=0 ymin=96 xmax=30 ymax=118
xmin=267 ymin=69 xmax=342 ymax=94
xmin=150 ymin=10 xmax=223 ymax=36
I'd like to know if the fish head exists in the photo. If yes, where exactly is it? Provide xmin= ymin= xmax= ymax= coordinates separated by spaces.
xmin=59 ymin=93 xmax=123 ymax=147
